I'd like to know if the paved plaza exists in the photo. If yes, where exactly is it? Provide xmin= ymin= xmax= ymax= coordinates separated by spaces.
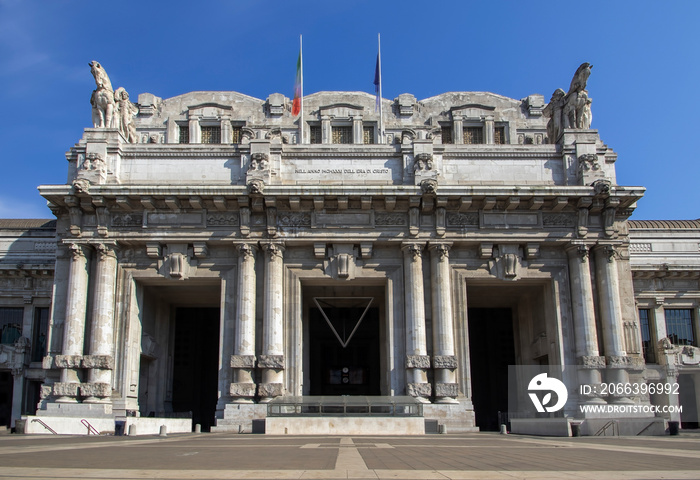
xmin=1 ymin=432 xmax=699 ymax=480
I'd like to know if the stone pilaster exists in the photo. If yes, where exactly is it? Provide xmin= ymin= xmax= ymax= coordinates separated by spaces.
xmin=402 ymin=242 xmax=430 ymax=402
xmin=55 ymin=243 xmax=90 ymax=403
xmin=260 ymin=242 xmax=285 ymax=402
xmin=231 ymin=243 xmax=257 ymax=403
xmin=84 ymin=242 xmax=118 ymax=403
xmin=594 ymin=244 xmax=633 ymax=402
xmin=429 ymin=243 xmax=458 ymax=403
xmin=566 ymin=243 xmax=605 ymax=404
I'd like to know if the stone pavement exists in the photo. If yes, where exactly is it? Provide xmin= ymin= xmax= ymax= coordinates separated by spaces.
xmin=1 ymin=432 xmax=699 ymax=480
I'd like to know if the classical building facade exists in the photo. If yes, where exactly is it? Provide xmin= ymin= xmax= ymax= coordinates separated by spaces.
xmin=0 ymin=62 xmax=698 ymax=435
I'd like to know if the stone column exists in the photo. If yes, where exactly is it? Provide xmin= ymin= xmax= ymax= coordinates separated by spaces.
xmin=594 ymin=245 xmax=632 ymax=402
xmin=452 ymin=115 xmax=464 ymax=144
xmin=321 ymin=115 xmax=331 ymax=144
xmin=402 ymin=242 xmax=431 ymax=402
xmin=484 ymin=115 xmax=495 ymax=144
xmin=55 ymin=243 xmax=90 ymax=403
xmin=83 ymin=243 xmax=118 ymax=403
xmin=259 ymin=242 xmax=285 ymax=402
xmin=567 ymin=244 xmax=605 ymax=404
xmin=352 ymin=114 xmax=363 ymax=144
xmin=429 ymin=243 xmax=458 ymax=403
xmin=230 ymin=243 xmax=257 ymax=403
xmin=189 ymin=115 xmax=201 ymax=144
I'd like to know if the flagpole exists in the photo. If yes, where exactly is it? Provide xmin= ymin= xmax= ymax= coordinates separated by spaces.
xmin=299 ymin=34 xmax=304 ymax=145
xmin=377 ymin=33 xmax=384 ymax=144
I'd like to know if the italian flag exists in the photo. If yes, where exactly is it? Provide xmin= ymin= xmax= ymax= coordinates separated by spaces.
xmin=292 ymin=47 xmax=302 ymax=116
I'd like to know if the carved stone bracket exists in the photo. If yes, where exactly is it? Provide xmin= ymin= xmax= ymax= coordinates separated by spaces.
xmin=433 ymin=355 xmax=458 ymax=369
xmin=578 ymin=355 xmax=606 ymax=369
xmin=407 ymin=382 xmax=432 ymax=398
xmin=406 ymin=354 xmax=431 ymax=369
xmin=435 ymin=383 xmax=459 ymax=398
xmin=230 ymin=355 xmax=256 ymax=368
xmin=258 ymin=355 xmax=285 ymax=369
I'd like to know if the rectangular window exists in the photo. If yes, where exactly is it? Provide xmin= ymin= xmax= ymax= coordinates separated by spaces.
xmin=441 ymin=126 xmax=453 ymax=144
xmin=494 ymin=126 xmax=507 ymax=144
xmin=0 ymin=307 xmax=23 ymax=345
xmin=231 ymin=126 xmax=242 ymax=144
xmin=179 ymin=125 xmax=189 ymax=144
xmin=201 ymin=126 xmax=221 ymax=144
xmin=665 ymin=309 xmax=695 ymax=346
xmin=31 ymin=307 xmax=49 ymax=363
xmin=464 ymin=127 xmax=484 ymax=144
xmin=639 ymin=309 xmax=656 ymax=363
xmin=309 ymin=126 xmax=322 ymax=144
xmin=363 ymin=126 xmax=375 ymax=145
xmin=332 ymin=126 xmax=352 ymax=144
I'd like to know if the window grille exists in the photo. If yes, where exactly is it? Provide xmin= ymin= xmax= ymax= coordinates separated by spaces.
xmin=310 ymin=126 xmax=322 ymax=144
xmin=231 ymin=126 xmax=242 ymax=144
xmin=441 ymin=127 xmax=453 ymax=144
xmin=464 ymin=127 xmax=484 ymax=144
xmin=201 ymin=126 xmax=221 ymax=144
xmin=332 ymin=126 xmax=353 ymax=144
xmin=0 ymin=307 xmax=23 ymax=345
xmin=363 ymin=126 xmax=375 ymax=145
xmin=665 ymin=309 xmax=695 ymax=346
xmin=32 ymin=307 xmax=49 ymax=362
xmin=639 ymin=309 xmax=656 ymax=363
xmin=179 ymin=125 xmax=189 ymax=144
xmin=494 ymin=126 xmax=507 ymax=144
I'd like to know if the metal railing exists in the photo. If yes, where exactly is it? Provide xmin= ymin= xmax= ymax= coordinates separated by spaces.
xmin=267 ymin=396 xmax=423 ymax=417
xmin=31 ymin=418 xmax=57 ymax=434
xmin=81 ymin=419 xmax=100 ymax=435
xmin=595 ymin=420 xmax=619 ymax=436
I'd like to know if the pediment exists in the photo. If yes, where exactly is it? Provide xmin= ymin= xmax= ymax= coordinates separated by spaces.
xmin=319 ymin=103 xmax=365 ymax=119
xmin=187 ymin=102 xmax=234 ymax=119
xmin=450 ymin=103 xmax=495 ymax=120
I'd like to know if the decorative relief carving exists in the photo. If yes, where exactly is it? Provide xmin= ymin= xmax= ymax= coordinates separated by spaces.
xmin=278 ymin=212 xmax=311 ymax=227
xmin=230 ymin=355 xmax=256 ymax=368
xmin=229 ymin=383 xmax=256 ymax=397
xmin=420 ymin=179 xmax=438 ymax=194
xmin=413 ymin=153 xmax=434 ymax=173
xmin=407 ymin=382 xmax=432 ymax=398
xmin=435 ymin=383 xmax=459 ymax=398
xmin=375 ymin=213 xmax=406 ymax=226
xmin=258 ymin=355 xmax=285 ymax=369
xmin=433 ymin=355 xmax=457 ymax=369
xmin=258 ymin=383 xmax=283 ymax=398
xmin=447 ymin=213 xmax=478 ymax=227
xmin=406 ymin=354 xmax=431 ymax=369
xmin=80 ymin=383 xmax=111 ymax=398
xmin=578 ymin=355 xmax=606 ymax=369
xmin=578 ymin=153 xmax=600 ymax=173
xmin=112 ymin=214 xmax=142 ymax=227
xmin=247 ymin=179 xmax=264 ymax=194
xmin=606 ymin=355 xmax=644 ymax=371
xmin=542 ymin=214 xmax=575 ymax=227
xmin=248 ymin=152 xmax=269 ymax=171
xmin=207 ymin=213 xmax=239 ymax=226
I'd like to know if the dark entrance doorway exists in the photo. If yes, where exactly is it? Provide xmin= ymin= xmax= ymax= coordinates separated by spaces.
xmin=0 ymin=371 xmax=12 ymax=428
xmin=172 ymin=307 xmax=219 ymax=431
xmin=309 ymin=303 xmax=380 ymax=396
xmin=468 ymin=308 xmax=516 ymax=431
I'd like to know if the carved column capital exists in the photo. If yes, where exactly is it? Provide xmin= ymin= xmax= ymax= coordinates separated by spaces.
xmin=567 ymin=243 xmax=590 ymax=263
xmin=429 ymin=242 xmax=451 ymax=261
xmin=236 ymin=243 xmax=257 ymax=259
xmin=262 ymin=241 xmax=285 ymax=259
xmin=402 ymin=242 xmax=424 ymax=260
xmin=66 ymin=242 xmax=88 ymax=260
xmin=94 ymin=242 xmax=118 ymax=259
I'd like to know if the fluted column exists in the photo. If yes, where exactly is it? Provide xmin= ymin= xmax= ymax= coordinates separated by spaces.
xmin=402 ymin=242 xmax=430 ymax=402
xmin=429 ymin=243 xmax=458 ymax=403
xmin=84 ymin=242 xmax=118 ymax=403
xmin=567 ymin=244 xmax=605 ymax=404
xmin=594 ymin=244 xmax=632 ymax=402
xmin=259 ymin=242 xmax=285 ymax=402
xmin=55 ymin=243 xmax=90 ymax=403
xmin=230 ymin=243 xmax=257 ymax=403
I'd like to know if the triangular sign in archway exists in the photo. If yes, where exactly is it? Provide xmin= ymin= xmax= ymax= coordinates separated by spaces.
xmin=312 ymin=297 xmax=374 ymax=349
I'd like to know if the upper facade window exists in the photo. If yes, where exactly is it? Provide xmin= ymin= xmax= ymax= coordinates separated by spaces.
xmin=231 ymin=126 xmax=242 ymax=144
xmin=494 ymin=126 xmax=506 ymax=145
xmin=464 ymin=127 xmax=483 ymax=145
xmin=0 ymin=307 xmax=22 ymax=345
xmin=363 ymin=126 xmax=375 ymax=145
xmin=201 ymin=126 xmax=221 ymax=144
xmin=665 ymin=309 xmax=695 ymax=346
xmin=179 ymin=125 xmax=189 ymax=144
xmin=441 ymin=126 xmax=453 ymax=144
xmin=310 ymin=126 xmax=322 ymax=144
xmin=332 ymin=126 xmax=353 ymax=144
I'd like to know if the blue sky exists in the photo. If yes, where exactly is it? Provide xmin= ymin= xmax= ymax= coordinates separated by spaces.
xmin=0 ymin=0 xmax=697 ymax=219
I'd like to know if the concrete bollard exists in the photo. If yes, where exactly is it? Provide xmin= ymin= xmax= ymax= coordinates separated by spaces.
xmin=194 ymin=424 xmax=201 ymax=433
xmin=500 ymin=424 xmax=508 ymax=435
xmin=128 ymin=424 xmax=136 ymax=436
xmin=159 ymin=425 xmax=167 ymax=437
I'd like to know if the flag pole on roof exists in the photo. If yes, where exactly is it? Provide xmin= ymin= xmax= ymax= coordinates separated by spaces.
xmin=374 ymin=33 xmax=384 ymax=144
xmin=293 ymin=35 xmax=304 ymax=144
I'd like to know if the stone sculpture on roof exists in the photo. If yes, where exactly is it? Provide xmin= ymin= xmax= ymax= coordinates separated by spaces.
xmin=544 ymin=62 xmax=593 ymax=140
xmin=89 ymin=61 xmax=138 ymax=143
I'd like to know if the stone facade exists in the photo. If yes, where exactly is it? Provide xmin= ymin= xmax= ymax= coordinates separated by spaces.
xmin=0 ymin=62 xmax=698 ymax=435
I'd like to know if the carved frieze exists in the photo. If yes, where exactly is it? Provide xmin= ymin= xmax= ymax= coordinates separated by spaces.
xmin=375 ymin=213 xmax=407 ymax=226
xmin=278 ymin=212 xmax=311 ymax=227
xmin=207 ymin=213 xmax=239 ymax=226
xmin=447 ymin=213 xmax=478 ymax=227
xmin=542 ymin=213 xmax=575 ymax=227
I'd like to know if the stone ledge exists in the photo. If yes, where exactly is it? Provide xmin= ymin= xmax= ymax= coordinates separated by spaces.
xmin=229 ymin=383 xmax=256 ymax=397
xmin=54 ymin=355 xmax=82 ymax=368
xmin=258 ymin=355 xmax=284 ymax=369
xmin=82 ymin=355 xmax=114 ymax=369
xmin=406 ymin=355 xmax=431 ymax=369
xmin=258 ymin=383 xmax=283 ymax=398
xmin=407 ymin=382 xmax=432 ymax=398
xmin=230 ymin=355 xmax=256 ymax=368
xmin=433 ymin=355 xmax=458 ymax=369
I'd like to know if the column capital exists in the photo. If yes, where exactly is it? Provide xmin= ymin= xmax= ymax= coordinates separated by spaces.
xmin=402 ymin=242 xmax=425 ymax=259
xmin=594 ymin=243 xmax=621 ymax=263
xmin=428 ymin=242 xmax=452 ymax=260
xmin=92 ymin=241 xmax=119 ymax=259
xmin=64 ymin=242 xmax=89 ymax=260
xmin=261 ymin=241 xmax=285 ymax=259
xmin=235 ymin=242 xmax=257 ymax=258
xmin=566 ymin=242 xmax=591 ymax=262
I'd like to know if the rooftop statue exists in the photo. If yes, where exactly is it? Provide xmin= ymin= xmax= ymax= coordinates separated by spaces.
xmin=545 ymin=63 xmax=593 ymax=140
xmin=89 ymin=61 xmax=138 ymax=142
